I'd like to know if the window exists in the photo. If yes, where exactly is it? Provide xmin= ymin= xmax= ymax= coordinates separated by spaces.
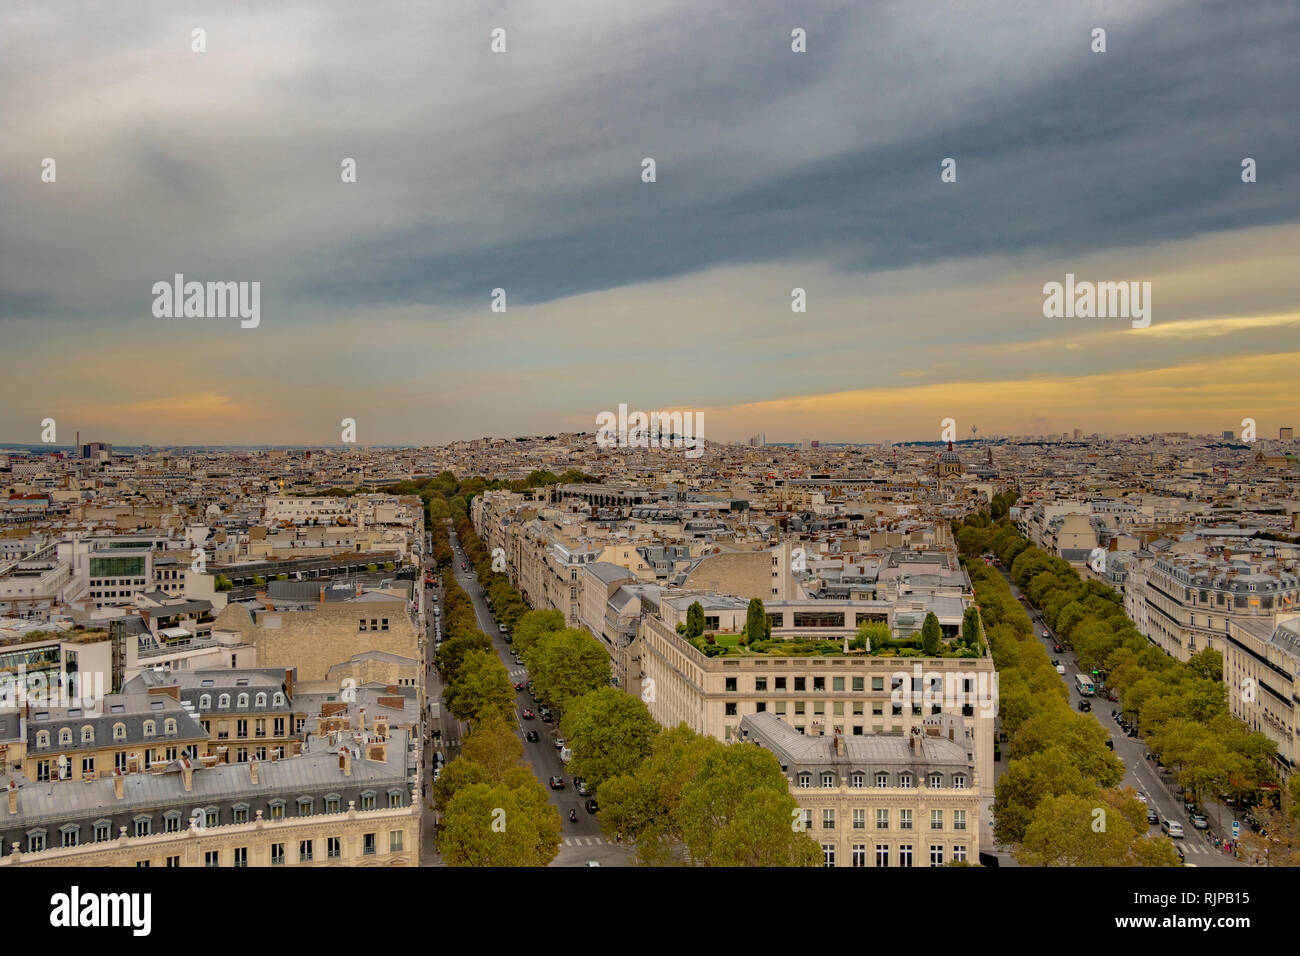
xmin=60 ymin=825 xmax=79 ymax=848
xmin=164 ymin=718 xmax=177 ymax=735
xmin=233 ymin=804 xmax=249 ymax=824
xmin=872 ymin=677 xmax=884 ymax=691
xmin=822 ymin=809 xmax=836 ymax=830
xmin=134 ymin=816 xmax=152 ymax=837
xmin=821 ymin=772 xmax=835 ymax=789
xmin=299 ymin=840 xmax=313 ymax=863
xmin=930 ymin=845 xmax=945 ymax=867
xmin=725 ymin=678 xmax=737 ymax=692
xmin=852 ymin=677 xmax=864 ymax=692
xmin=166 ymin=856 xmax=180 ymax=867
xmin=164 ymin=812 xmax=181 ymax=833
xmin=237 ymin=693 xmax=249 ymax=709
xmin=899 ymin=809 xmax=913 ymax=831
xmin=364 ymin=832 xmax=377 ymax=855
xmin=954 ymin=810 xmax=966 ymax=831
xmin=953 ymin=844 xmax=967 ymax=863
xmin=59 ymin=728 xmax=72 ymax=746
xmin=852 ymin=808 xmax=865 ymax=830
xmin=850 ymin=772 xmax=865 ymax=789
xmin=199 ymin=694 xmax=211 ymax=711
xmin=361 ymin=791 xmax=376 ymax=811
xmin=205 ymin=850 xmax=220 ymax=868
xmin=794 ymin=677 xmax=806 ymax=692
xmin=255 ymin=692 xmax=267 ymax=708
xmin=328 ymin=837 xmax=342 ymax=859
xmin=94 ymin=820 xmax=111 ymax=843
xmin=271 ymin=843 xmax=285 ymax=865
xmin=953 ymin=774 xmax=967 ymax=790
xmin=273 ymin=692 xmax=286 ymax=707
xmin=724 ymin=702 xmax=737 ymax=717
xmin=876 ymin=809 xmax=889 ymax=829
xmin=27 ymin=830 xmax=47 ymax=852
xmin=233 ymin=847 xmax=247 ymax=868
xmin=36 ymin=730 xmax=49 ymax=748
xmin=218 ymin=694 xmax=230 ymax=709
xmin=813 ymin=677 xmax=825 ymax=692
xmin=875 ymin=772 xmax=889 ymax=788
xmin=928 ymin=773 xmax=943 ymax=788
xmin=755 ymin=677 xmax=767 ymax=692
xmin=390 ymin=830 xmax=404 ymax=852
xmin=237 ymin=720 xmax=248 ymax=738
xmin=774 ymin=677 xmax=786 ymax=691
xmin=899 ymin=773 xmax=913 ymax=789
xmin=899 ymin=844 xmax=913 ymax=867
xmin=388 ymin=790 xmax=403 ymax=809
xmin=801 ymin=809 xmax=813 ymax=832
xmin=875 ymin=844 xmax=889 ymax=867
xmin=822 ymin=844 xmax=836 ymax=867
xmin=269 ymin=800 xmax=285 ymax=820
xmin=298 ymin=797 xmax=314 ymax=816
xmin=931 ymin=809 xmax=943 ymax=830
xmin=205 ymin=807 xmax=219 ymax=828
xmin=833 ymin=677 xmax=844 ymax=692
xmin=142 ymin=720 xmax=155 ymax=738
xmin=852 ymin=844 xmax=866 ymax=867
xmin=81 ymin=725 xmax=94 ymax=744
xmin=797 ymin=773 xmax=812 ymax=789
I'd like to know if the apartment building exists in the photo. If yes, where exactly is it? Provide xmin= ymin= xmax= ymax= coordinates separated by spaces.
xmin=0 ymin=729 xmax=418 ymax=867
xmin=1223 ymin=613 xmax=1300 ymax=781
xmin=741 ymin=711 xmax=980 ymax=867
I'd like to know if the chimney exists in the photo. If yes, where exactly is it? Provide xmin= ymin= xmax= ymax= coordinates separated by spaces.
xmin=113 ymin=769 xmax=124 ymax=800
xmin=833 ymin=732 xmax=844 ymax=757
xmin=181 ymin=756 xmax=193 ymax=792
xmin=358 ymin=708 xmax=366 ymax=732
xmin=282 ymin=668 xmax=294 ymax=702
xmin=7 ymin=781 xmax=16 ymax=815
xmin=319 ymin=585 xmax=326 ymax=604
xmin=340 ymin=746 xmax=353 ymax=777
xmin=249 ymin=759 xmax=259 ymax=785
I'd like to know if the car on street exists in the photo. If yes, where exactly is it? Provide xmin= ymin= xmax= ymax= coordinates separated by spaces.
xmin=1174 ymin=844 xmax=1185 ymax=864
xmin=514 ymin=681 xmax=523 ymax=690
xmin=1104 ymin=739 xmax=1114 ymax=750
xmin=586 ymin=861 xmax=600 ymax=867
xmin=1053 ymin=642 xmax=1063 ymax=653
xmin=1183 ymin=798 xmax=1197 ymax=812
xmin=434 ymin=751 xmax=445 ymax=767
xmin=1191 ymin=814 xmax=1208 ymax=830
xmin=548 ymin=775 xmax=565 ymax=790
xmin=432 ymin=767 xmax=441 ymax=782
xmin=1077 ymin=699 xmax=1091 ymax=712
xmin=555 ymin=737 xmax=565 ymax=750
xmin=1135 ymin=791 xmax=1148 ymax=804
xmin=1162 ymin=819 xmax=1185 ymax=839
xmin=585 ymin=798 xmax=599 ymax=814
xmin=522 ymin=709 xmax=535 ymax=720
xmin=574 ymin=777 xmax=589 ymax=795
xmin=499 ymin=623 xmax=508 ymax=634
xmin=525 ymin=730 xmax=540 ymax=742
xmin=1055 ymin=664 xmax=1066 ymax=675
xmin=1146 ymin=807 xmax=1158 ymax=824
xmin=1042 ymin=630 xmax=1049 ymax=639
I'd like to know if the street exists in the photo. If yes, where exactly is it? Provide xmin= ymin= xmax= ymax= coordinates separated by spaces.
xmin=426 ymin=526 xmax=632 ymax=867
xmin=994 ymin=564 xmax=1244 ymax=867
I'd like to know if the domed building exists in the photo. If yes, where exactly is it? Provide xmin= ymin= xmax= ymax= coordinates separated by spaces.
xmin=937 ymin=441 xmax=963 ymax=478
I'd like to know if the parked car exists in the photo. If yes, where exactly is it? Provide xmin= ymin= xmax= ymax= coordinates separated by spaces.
xmin=525 ymin=730 xmax=539 ymax=742
xmin=575 ymin=777 xmax=590 ymax=795
xmin=1184 ymin=798 xmax=1197 ymax=813
xmin=1104 ymin=739 xmax=1114 ymax=750
xmin=1077 ymin=699 xmax=1091 ymax=712
xmin=1042 ymin=630 xmax=1050 ymax=639
xmin=555 ymin=737 xmax=565 ymax=750
xmin=514 ymin=681 xmax=524 ymax=690
xmin=1135 ymin=791 xmax=1148 ymax=804
xmin=432 ymin=767 xmax=441 ymax=782
xmin=1147 ymin=807 xmax=1158 ymax=824
xmin=434 ymin=751 xmax=445 ymax=767
xmin=548 ymin=775 xmax=565 ymax=790
xmin=1055 ymin=664 xmax=1066 ymax=675
xmin=1191 ymin=814 xmax=1208 ymax=830
xmin=1162 ymin=819 xmax=1185 ymax=839
xmin=499 ymin=623 xmax=508 ymax=634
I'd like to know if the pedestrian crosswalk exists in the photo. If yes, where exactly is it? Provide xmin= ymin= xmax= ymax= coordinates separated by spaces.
xmin=562 ymin=836 xmax=612 ymax=846
xmin=509 ymin=667 xmax=528 ymax=679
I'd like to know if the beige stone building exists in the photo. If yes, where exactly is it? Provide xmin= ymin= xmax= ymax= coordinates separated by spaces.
xmin=741 ymin=711 xmax=981 ymax=867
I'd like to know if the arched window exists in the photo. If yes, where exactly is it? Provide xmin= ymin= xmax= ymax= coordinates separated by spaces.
xmin=218 ymin=694 xmax=230 ymax=709
xmin=113 ymin=723 xmax=127 ymax=741
xmin=255 ymin=693 xmax=267 ymax=708
xmin=164 ymin=718 xmax=177 ymax=735
xmin=81 ymin=726 xmax=94 ymax=744
xmin=199 ymin=694 xmax=211 ymax=711
xmin=237 ymin=693 xmax=249 ymax=709
xmin=58 ymin=728 xmax=72 ymax=746
xmin=36 ymin=731 xmax=49 ymax=748
xmin=143 ymin=720 xmax=156 ymax=738
xmin=272 ymin=692 xmax=286 ymax=707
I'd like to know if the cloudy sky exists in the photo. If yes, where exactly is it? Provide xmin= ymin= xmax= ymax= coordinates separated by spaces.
xmin=1 ymin=0 xmax=1297 ymax=446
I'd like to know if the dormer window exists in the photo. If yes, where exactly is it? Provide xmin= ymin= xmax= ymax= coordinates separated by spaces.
xmin=199 ymin=694 xmax=212 ymax=711
xmin=165 ymin=718 xmax=177 ymax=735
xmin=237 ymin=693 xmax=249 ymax=709
xmin=255 ymin=693 xmax=267 ymax=708
xmin=143 ymin=720 xmax=156 ymax=738
xmin=81 ymin=726 xmax=94 ymax=744
xmin=797 ymin=773 xmax=812 ymax=789
xmin=58 ymin=728 xmax=72 ymax=746
xmin=218 ymin=694 xmax=230 ymax=709
xmin=928 ymin=773 xmax=943 ymax=788
xmin=821 ymin=772 xmax=836 ymax=789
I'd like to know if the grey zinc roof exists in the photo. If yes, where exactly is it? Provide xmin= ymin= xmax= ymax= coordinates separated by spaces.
xmin=740 ymin=711 xmax=969 ymax=771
